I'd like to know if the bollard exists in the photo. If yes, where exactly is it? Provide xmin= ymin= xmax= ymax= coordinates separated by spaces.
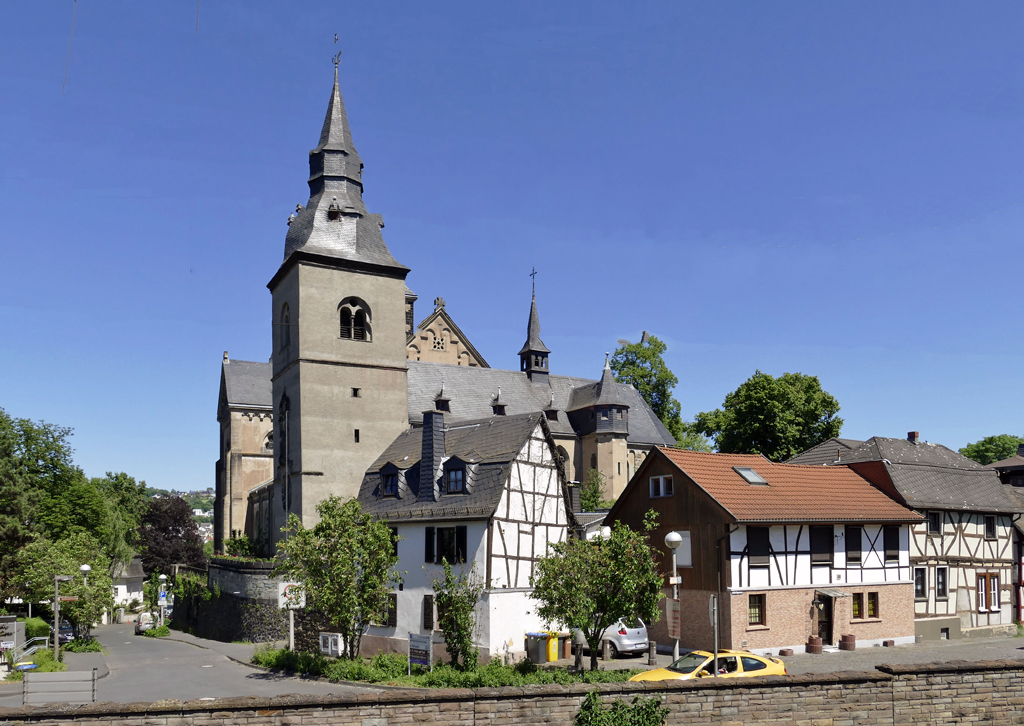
xmin=602 ymin=639 xmax=611 ymax=660
xmin=648 ymin=641 xmax=658 ymax=666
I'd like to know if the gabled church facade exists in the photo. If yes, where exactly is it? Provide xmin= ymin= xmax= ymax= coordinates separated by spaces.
xmin=214 ymin=64 xmax=676 ymax=554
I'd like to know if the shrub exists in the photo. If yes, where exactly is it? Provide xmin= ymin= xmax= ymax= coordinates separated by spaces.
xmin=63 ymin=637 xmax=103 ymax=653
xmin=21 ymin=617 xmax=51 ymax=639
xmin=143 ymin=625 xmax=170 ymax=638
xmin=574 ymin=690 xmax=669 ymax=726
xmin=6 ymin=648 xmax=67 ymax=682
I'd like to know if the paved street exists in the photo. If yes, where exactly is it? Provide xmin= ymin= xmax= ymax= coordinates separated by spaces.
xmin=0 ymin=624 xmax=375 ymax=709
xmin=3 ymin=627 xmax=1024 ymax=708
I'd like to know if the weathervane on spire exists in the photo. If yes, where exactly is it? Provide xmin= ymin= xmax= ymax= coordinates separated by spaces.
xmin=530 ymin=267 xmax=537 ymax=296
xmin=332 ymin=50 xmax=342 ymax=68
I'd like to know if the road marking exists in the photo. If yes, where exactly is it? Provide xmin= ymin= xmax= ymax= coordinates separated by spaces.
xmin=199 ymin=697 xmax=216 ymax=700
xmin=201 ymin=665 xmax=213 ymax=668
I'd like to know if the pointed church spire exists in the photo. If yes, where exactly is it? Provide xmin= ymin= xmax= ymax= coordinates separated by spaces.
xmin=519 ymin=278 xmax=550 ymax=383
xmin=279 ymin=58 xmax=407 ymax=273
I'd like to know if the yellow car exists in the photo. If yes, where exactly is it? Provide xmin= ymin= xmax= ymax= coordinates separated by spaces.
xmin=629 ymin=649 xmax=786 ymax=682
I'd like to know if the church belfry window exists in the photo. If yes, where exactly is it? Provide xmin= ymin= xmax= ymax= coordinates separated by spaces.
xmin=339 ymin=298 xmax=372 ymax=342
xmin=280 ymin=304 xmax=291 ymax=350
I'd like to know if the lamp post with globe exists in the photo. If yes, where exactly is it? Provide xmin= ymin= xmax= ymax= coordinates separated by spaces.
xmin=664 ymin=531 xmax=683 ymax=661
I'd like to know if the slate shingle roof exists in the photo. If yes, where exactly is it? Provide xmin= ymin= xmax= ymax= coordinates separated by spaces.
xmin=358 ymin=413 xmax=547 ymax=522
xmin=406 ymin=362 xmax=675 ymax=446
xmin=836 ymin=437 xmax=1019 ymax=514
xmin=222 ymin=359 xmax=272 ymax=409
xmin=654 ymin=447 xmax=921 ymax=524
xmin=785 ymin=437 xmax=865 ymax=466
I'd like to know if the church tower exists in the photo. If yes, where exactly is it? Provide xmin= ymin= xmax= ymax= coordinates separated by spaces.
xmin=267 ymin=61 xmax=410 ymax=540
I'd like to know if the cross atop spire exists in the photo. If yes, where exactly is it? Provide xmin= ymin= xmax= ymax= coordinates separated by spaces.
xmin=530 ymin=267 xmax=537 ymax=296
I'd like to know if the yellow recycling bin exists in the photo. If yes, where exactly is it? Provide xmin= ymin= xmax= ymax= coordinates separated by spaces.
xmin=546 ymin=632 xmax=559 ymax=662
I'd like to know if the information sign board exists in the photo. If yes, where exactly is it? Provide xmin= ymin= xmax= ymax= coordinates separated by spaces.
xmin=59 ymin=596 xmax=79 ymax=602
xmin=666 ymin=599 xmax=680 ymax=639
xmin=408 ymin=632 xmax=432 ymax=671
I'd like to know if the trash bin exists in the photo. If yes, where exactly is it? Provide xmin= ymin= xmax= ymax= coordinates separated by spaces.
xmin=525 ymin=633 xmax=547 ymax=663
xmin=546 ymin=633 xmax=559 ymax=662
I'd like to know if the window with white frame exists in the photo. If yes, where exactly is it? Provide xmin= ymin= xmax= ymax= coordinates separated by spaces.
xmin=978 ymin=573 xmax=1000 ymax=612
xmin=649 ymin=475 xmax=673 ymax=498
xmin=914 ymin=567 xmax=927 ymax=600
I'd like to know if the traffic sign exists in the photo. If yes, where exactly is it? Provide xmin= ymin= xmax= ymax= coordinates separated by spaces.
xmin=59 ymin=596 xmax=79 ymax=602
xmin=278 ymin=582 xmax=306 ymax=610
xmin=708 ymin=594 xmax=717 ymax=627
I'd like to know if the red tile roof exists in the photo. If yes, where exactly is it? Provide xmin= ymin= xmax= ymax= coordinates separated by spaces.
xmin=657 ymin=447 xmax=922 ymax=524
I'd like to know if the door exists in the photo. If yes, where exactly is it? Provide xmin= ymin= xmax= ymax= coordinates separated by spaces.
xmin=817 ymin=596 xmax=834 ymax=644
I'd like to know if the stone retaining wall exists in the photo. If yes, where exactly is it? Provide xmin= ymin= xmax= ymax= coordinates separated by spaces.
xmin=2 ymin=659 xmax=1022 ymax=725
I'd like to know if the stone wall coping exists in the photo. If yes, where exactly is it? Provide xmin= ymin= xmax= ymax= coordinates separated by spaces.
xmin=1 ymin=657 xmax=1020 ymax=721
xmin=209 ymin=557 xmax=279 ymax=573
xmin=875 ymin=657 xmax=1024 ymax=676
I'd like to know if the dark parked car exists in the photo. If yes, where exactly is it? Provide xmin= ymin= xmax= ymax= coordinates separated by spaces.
xmin=56 ymin=619 xmax=74 ymax=644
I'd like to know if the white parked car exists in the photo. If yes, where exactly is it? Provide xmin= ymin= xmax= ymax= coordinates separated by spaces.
xmin=576 ymin=618 xmax=649 ymax=658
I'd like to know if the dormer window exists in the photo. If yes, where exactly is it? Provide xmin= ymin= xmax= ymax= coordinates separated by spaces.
xmin=734 ymin=467 xmax=768 ymax=485
xmin=545 ymin=409 xmax=558 ymax=421
xmin=446 ymin=468 xmax=465 ymax=494
xmin=492 ymin=405 xmax=506 ymax=416
xmin=382 ymin=472 xmax=398 ymax=497
xmin=435 ymin=398 xmax=450 ymax=412
xmin=327 ymin=196 xmax=342 ymax=220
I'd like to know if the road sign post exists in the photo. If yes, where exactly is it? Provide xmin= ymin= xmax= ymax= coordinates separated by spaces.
xmin=278 ymin=583 xmax=306 ymax=651
xmin=708 ymin=594 xmax=719 ymax=677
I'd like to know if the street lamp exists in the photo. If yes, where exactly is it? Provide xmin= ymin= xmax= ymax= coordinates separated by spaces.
xmin=53 ymin=575 xmax=73 ymax=660
xmin=664 ymin=531 xmax=683 ymax=661
xmin=158 ymin=574 xmax=167 ymax=627
xmin=80 ymin=564 xmax=91 ymax=588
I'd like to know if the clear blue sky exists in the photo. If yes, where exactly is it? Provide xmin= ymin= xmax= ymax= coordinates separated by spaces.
xmin=2 ymin=2 xmax=1022 ymax=490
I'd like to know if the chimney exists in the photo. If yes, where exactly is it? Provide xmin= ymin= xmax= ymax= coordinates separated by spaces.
xmin=419 ymin=411 xmax=445 ymax=502
xmin=223 ymin=351 xmax=229 ymax=363
xmin=568 ymin=484 xmax=581 ymax=513
xmin=908 ymin=431 xmax=920 ymax=444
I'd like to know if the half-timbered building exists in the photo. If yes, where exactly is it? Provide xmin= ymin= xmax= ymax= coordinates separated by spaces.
xmin=988 ymin=444 xmax=1024 ymax=623
xmin=793 ymin=432 xmax=1019 ymax=640
xmin=606 ymin=447 xmax=922 ymax=655
xmin=357 ymin=411 xmax=572 ymax=661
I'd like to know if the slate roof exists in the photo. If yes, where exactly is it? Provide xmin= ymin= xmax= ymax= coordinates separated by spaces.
xmin=111 ymin=556 xmax=145 ymax=580
xmin=407 ymin=361 xmax=675 ymax=446
xmin=281 ymin=68 xmax=407 ymax=273
xmin=358 ymin=413 xmax=549 ymax=522
xmin=834 ymin=437 xmax=1019 ymax=514
xmin=785 ymin=437 xmax=865 ymax=466
xmin=222 ymin=359 xmax=272 ymax=409
xmin=568 ymin=359 xmax=627 ymax=410
xmin=642 ymin=447 xmax=921 ymax=524
xmin=518 ymin=295 xmax=549 ymax=355
xmin=988 ymin=447 xmax=1024 ymax=471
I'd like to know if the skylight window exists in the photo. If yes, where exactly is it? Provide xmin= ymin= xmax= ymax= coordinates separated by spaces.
xmin=734 ymin=467 xmax=768 ymax=485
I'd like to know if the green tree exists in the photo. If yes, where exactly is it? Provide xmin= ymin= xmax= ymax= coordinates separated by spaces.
xmin=0 ymin=409 xmax=41 ymax=602
xmin=431 ymin=559 xmax=483 ymax=670
xmin=579 ymin=468 xmax=605 ymax=512
xmin=275 ymin=497 xmax=402 ymax=659
xmin=531 ymin=511 xmax=663 ymax=671
xmin=675 ymin=422 xmax=713 ymax=453
xmin=691 ymin=370 xmax=843 ymax=462
xmin=18 ymin=531 xmax=114 ymax=640
xmin=610 ymin=336 xmax=684 ymax=441
xmin=138 ymin=496 xmax=207 ymax=576
xmin=959 ymin=435 xmax=1024 ymax=466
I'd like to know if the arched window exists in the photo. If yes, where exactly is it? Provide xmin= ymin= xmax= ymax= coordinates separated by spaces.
xmin=280 ymin=304 xmax=291 ymax=350
xmin=339 ymin=298 xmax=372 ymax=342
xmin=263 ymin=431 xmax=274 ymax=453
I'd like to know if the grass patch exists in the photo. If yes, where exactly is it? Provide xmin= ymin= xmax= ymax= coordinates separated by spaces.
xmin=251 ymin=646 xmax=639 ymax=687
xmin=143 ymin=625 xmax=171 ymax=638
xmin=6 ymin=648 xmax=67 ymax=681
